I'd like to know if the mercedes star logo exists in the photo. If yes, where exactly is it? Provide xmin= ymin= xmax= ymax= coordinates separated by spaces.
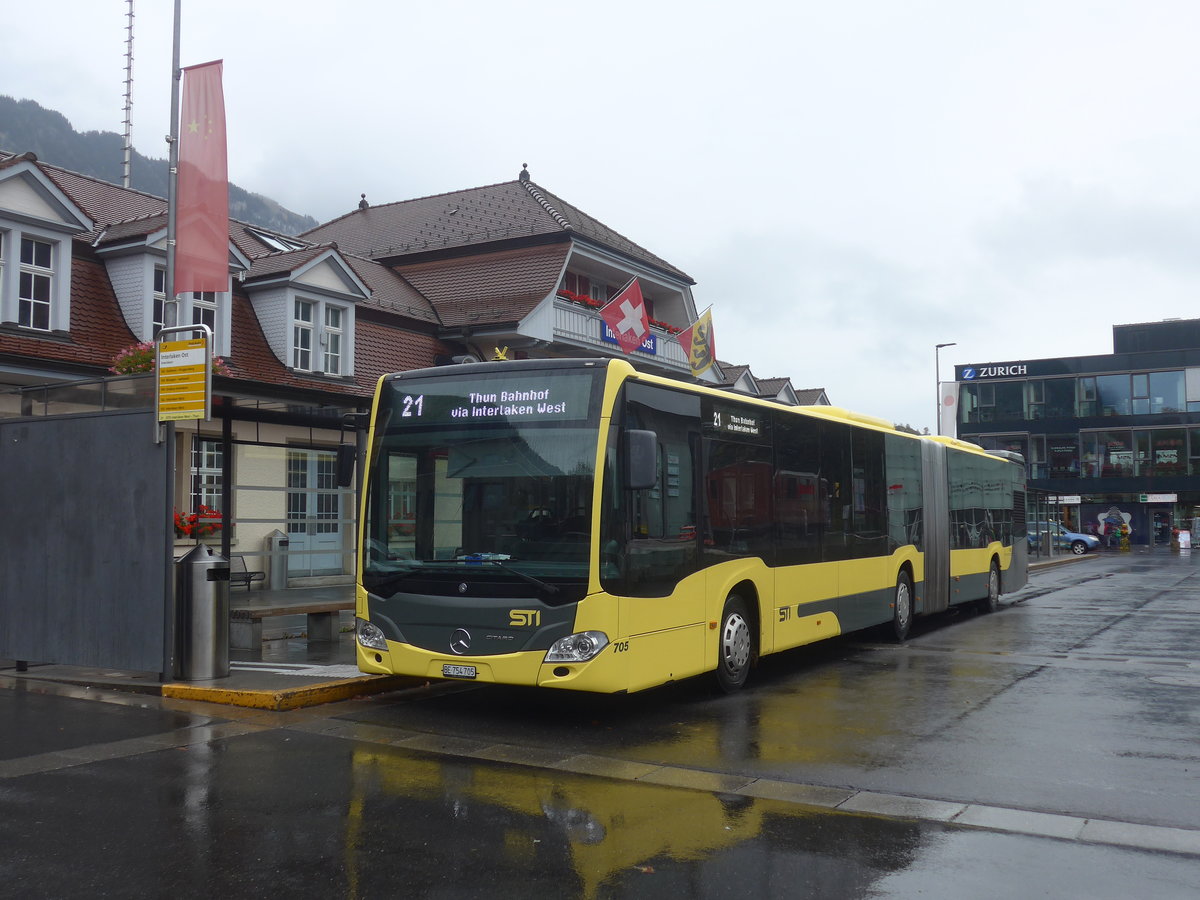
xmin=450 ymin=628 xmax=471 ymax=655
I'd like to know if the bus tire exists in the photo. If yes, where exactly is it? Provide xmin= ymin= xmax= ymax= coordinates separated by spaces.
xmin=978 ymin=559 xmax=1001 ymax=614
xmin=716 ymin=595 xmax=754 ymax=693
xmin=890 ymin=571 xmax=913 ymax=642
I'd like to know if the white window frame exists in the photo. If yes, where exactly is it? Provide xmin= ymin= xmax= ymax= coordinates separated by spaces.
xmin=290 ymin=294 xmax=351 ymax=376
xmin=293 ymin=298 xmax=314 ymax=370
xmin=190 ymin=436 xmax=224 ymax=511
xmin=18 ymin=235 xmax=54 ymax=331
xmin=323 ymin=305 xmax=343 ymax=375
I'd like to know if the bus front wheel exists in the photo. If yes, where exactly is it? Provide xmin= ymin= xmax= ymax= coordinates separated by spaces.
xmin=716 ymin=595 xmax=754 ymax=693
xmin=890 ymin=571 xmax=913 ymax=642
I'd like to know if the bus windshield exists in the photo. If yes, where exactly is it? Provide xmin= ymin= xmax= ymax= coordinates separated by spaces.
xmin=362 ymin=368 xmax=602 ymax=597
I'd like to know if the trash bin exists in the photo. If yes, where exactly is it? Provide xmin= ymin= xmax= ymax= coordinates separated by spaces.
xmin=174 ymin=543 xmax=230 ymax=681
xmin=265 ymin=529 xmax=290 ymax=591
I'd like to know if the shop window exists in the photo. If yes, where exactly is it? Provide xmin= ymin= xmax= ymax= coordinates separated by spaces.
xmin=1048 ymin=435 xmax=1079 ymax=479
xmin=1150 ymin=429 xmax=1185 ymax=477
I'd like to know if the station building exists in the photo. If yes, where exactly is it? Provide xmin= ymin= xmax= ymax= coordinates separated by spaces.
xmin=951 ymin=318 xmax=1200 ymax=546
xmin=0 ymin=152 xmax=824 ymax=587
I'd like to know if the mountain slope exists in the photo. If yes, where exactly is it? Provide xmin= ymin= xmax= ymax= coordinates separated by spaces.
xmin=0 ymin=95 xmax=317 ymax=235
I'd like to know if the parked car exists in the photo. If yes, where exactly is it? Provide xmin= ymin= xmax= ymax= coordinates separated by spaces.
xmin=1027 ymin=521 xmax=1101 ymax=555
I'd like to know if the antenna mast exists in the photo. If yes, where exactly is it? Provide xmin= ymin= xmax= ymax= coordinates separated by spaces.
xmin=122 ymin=0 xmax=135 ymax=188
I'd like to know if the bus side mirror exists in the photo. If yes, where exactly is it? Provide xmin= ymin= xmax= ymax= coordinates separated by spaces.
xmin=625 ymin=429 xmax=658 ymax=490
xmin=336 ymin=444 xmax=356 ymax=487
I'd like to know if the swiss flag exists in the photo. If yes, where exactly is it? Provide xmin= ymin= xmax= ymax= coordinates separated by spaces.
xmin=599 ymin=279 xmax=649 ymax=356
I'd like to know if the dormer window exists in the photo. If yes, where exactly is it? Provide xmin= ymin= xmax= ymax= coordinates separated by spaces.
xmin=292 ymin=296 xmax=348 ymax=375
xmin=19 ymin=236 xmax=54 ymax=331
xmin=0 ymin=159 xmax=91 ymax=333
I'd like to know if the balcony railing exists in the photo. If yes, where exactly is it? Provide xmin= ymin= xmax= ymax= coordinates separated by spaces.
xmin=553 ymin=297 xmax=691 ymax=372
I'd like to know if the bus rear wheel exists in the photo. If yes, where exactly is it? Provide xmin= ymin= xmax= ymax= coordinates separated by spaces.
xmin=978 ymin=560 xmax=1000 ymax=614
xmin=890 ymin=571 xmax=913 ymax=642
xmin=716 ymin=595 xmax=754 ymax=693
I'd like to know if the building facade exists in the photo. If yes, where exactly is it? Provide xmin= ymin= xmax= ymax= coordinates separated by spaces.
xmin=0 ymin=153 xmax=817 ymax=586
xmin=952 ymin=319 xmax=1200 ymax=546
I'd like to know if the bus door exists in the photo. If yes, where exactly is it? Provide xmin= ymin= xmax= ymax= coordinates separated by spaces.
xmin=920 ymin=440 xmax=950 ymax=613
xmin=609 ymin=384 xmax=704 ymax=644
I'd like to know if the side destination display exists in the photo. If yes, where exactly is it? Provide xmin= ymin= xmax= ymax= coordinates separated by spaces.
xmin=387 ymin=373 xmax=595 ymax=425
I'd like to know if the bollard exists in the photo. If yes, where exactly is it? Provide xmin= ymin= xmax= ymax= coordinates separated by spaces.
xmin=265 ymin=529 xmax=290 ymax=591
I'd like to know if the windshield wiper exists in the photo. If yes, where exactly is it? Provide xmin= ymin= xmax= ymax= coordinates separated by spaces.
xmin=487 ymin=560 xmax=559 ymax=595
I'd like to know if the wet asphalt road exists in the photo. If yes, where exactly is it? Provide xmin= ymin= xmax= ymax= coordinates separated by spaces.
xmin=2 ymin=550 xmax=1200 ymax=898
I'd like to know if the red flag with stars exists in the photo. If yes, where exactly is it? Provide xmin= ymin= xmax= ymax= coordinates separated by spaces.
xmin=176 ymin=60 xmax=229 ymax=294
xmin=599 ymin=278 xmax=650 ymax=356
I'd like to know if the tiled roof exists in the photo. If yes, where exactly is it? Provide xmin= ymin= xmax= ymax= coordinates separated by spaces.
xmin=95 ymin=213 xmax=169 ymax=246
xmin=394 ymin=244 xmax=569 ymax=328
xmin=353 ymin=320 xmax=452 ymax=392
xmin=303 ymin=177 xmax=693 ymax=282
xmin=529 ymin=183 xmax=693 ymax=282
xmin=303 ymin=180 xmax=562 ymax=257
xmin=715 ymin=361 xmax=753 ymax=386
xmin=38 ymin=164 xmax=167 ymax=240
xmin=341 ymin=256 xmax=441 ymax=326
xmin=795 ymin=388 xmax=829 ymax=405
xmin=756 ymin=377 xmax=793 ymax=396
xmin=244 ymin=245 xmax=331 ymax=280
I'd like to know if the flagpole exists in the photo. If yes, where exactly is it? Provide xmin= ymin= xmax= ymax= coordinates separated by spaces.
xmin=166 ymin=0 xmax=181 ymax=311
xmin=159 ymin=0 xmax=183 ymax=681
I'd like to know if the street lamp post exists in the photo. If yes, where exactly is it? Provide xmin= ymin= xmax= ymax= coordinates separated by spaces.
xmin=935 ymin=342 xmax=956 ymax=435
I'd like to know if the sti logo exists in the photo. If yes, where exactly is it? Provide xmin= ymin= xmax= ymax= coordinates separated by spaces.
xmin=962 ymin=367 xmax=977 ymax=380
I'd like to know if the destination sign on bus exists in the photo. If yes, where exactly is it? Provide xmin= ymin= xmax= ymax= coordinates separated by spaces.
xmin=387 ymin=372 xmax=595 ymax=425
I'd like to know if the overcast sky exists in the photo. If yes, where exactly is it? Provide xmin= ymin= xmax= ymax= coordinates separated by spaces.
xmin=4 ymin=1 xmax=1199 ymax=432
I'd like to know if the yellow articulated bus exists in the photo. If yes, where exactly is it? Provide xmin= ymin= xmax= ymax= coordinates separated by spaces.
xmin=354 ymin=358 xmax=1027 ymax=693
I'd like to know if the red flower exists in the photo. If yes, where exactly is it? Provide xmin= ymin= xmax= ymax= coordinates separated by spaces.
xmin=174 ymin=504 xmax=224 ymax=539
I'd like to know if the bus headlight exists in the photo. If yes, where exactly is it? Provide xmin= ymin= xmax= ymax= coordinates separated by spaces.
xmin=356 ymin=618 xmax=388 ymax=651
xmin=545 ymin=631 xmax=609 ymax=662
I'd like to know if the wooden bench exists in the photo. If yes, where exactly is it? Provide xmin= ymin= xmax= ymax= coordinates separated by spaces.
xmin=229 ymin=598 xmax=355 ymax=649
xmin=230 ymin=555 xmax=265 ymax=591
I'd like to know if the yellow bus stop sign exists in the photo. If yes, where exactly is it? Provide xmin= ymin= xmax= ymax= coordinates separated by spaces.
xmin=157 ymin=337 xmax=211 ymax=422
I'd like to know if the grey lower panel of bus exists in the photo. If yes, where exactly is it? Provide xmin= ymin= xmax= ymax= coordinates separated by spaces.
xmin=821 ymin=585 xmax=897 ymax=635
xmin=368 ymin=591 xmax=575 ymax=655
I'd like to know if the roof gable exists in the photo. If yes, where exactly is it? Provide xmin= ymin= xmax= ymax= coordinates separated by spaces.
xmin=0 ymin=155 xmax=93 ymax=233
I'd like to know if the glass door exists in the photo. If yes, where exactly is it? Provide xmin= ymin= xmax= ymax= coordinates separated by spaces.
xmin=287 ymin=449 xmax=344 ymax=576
